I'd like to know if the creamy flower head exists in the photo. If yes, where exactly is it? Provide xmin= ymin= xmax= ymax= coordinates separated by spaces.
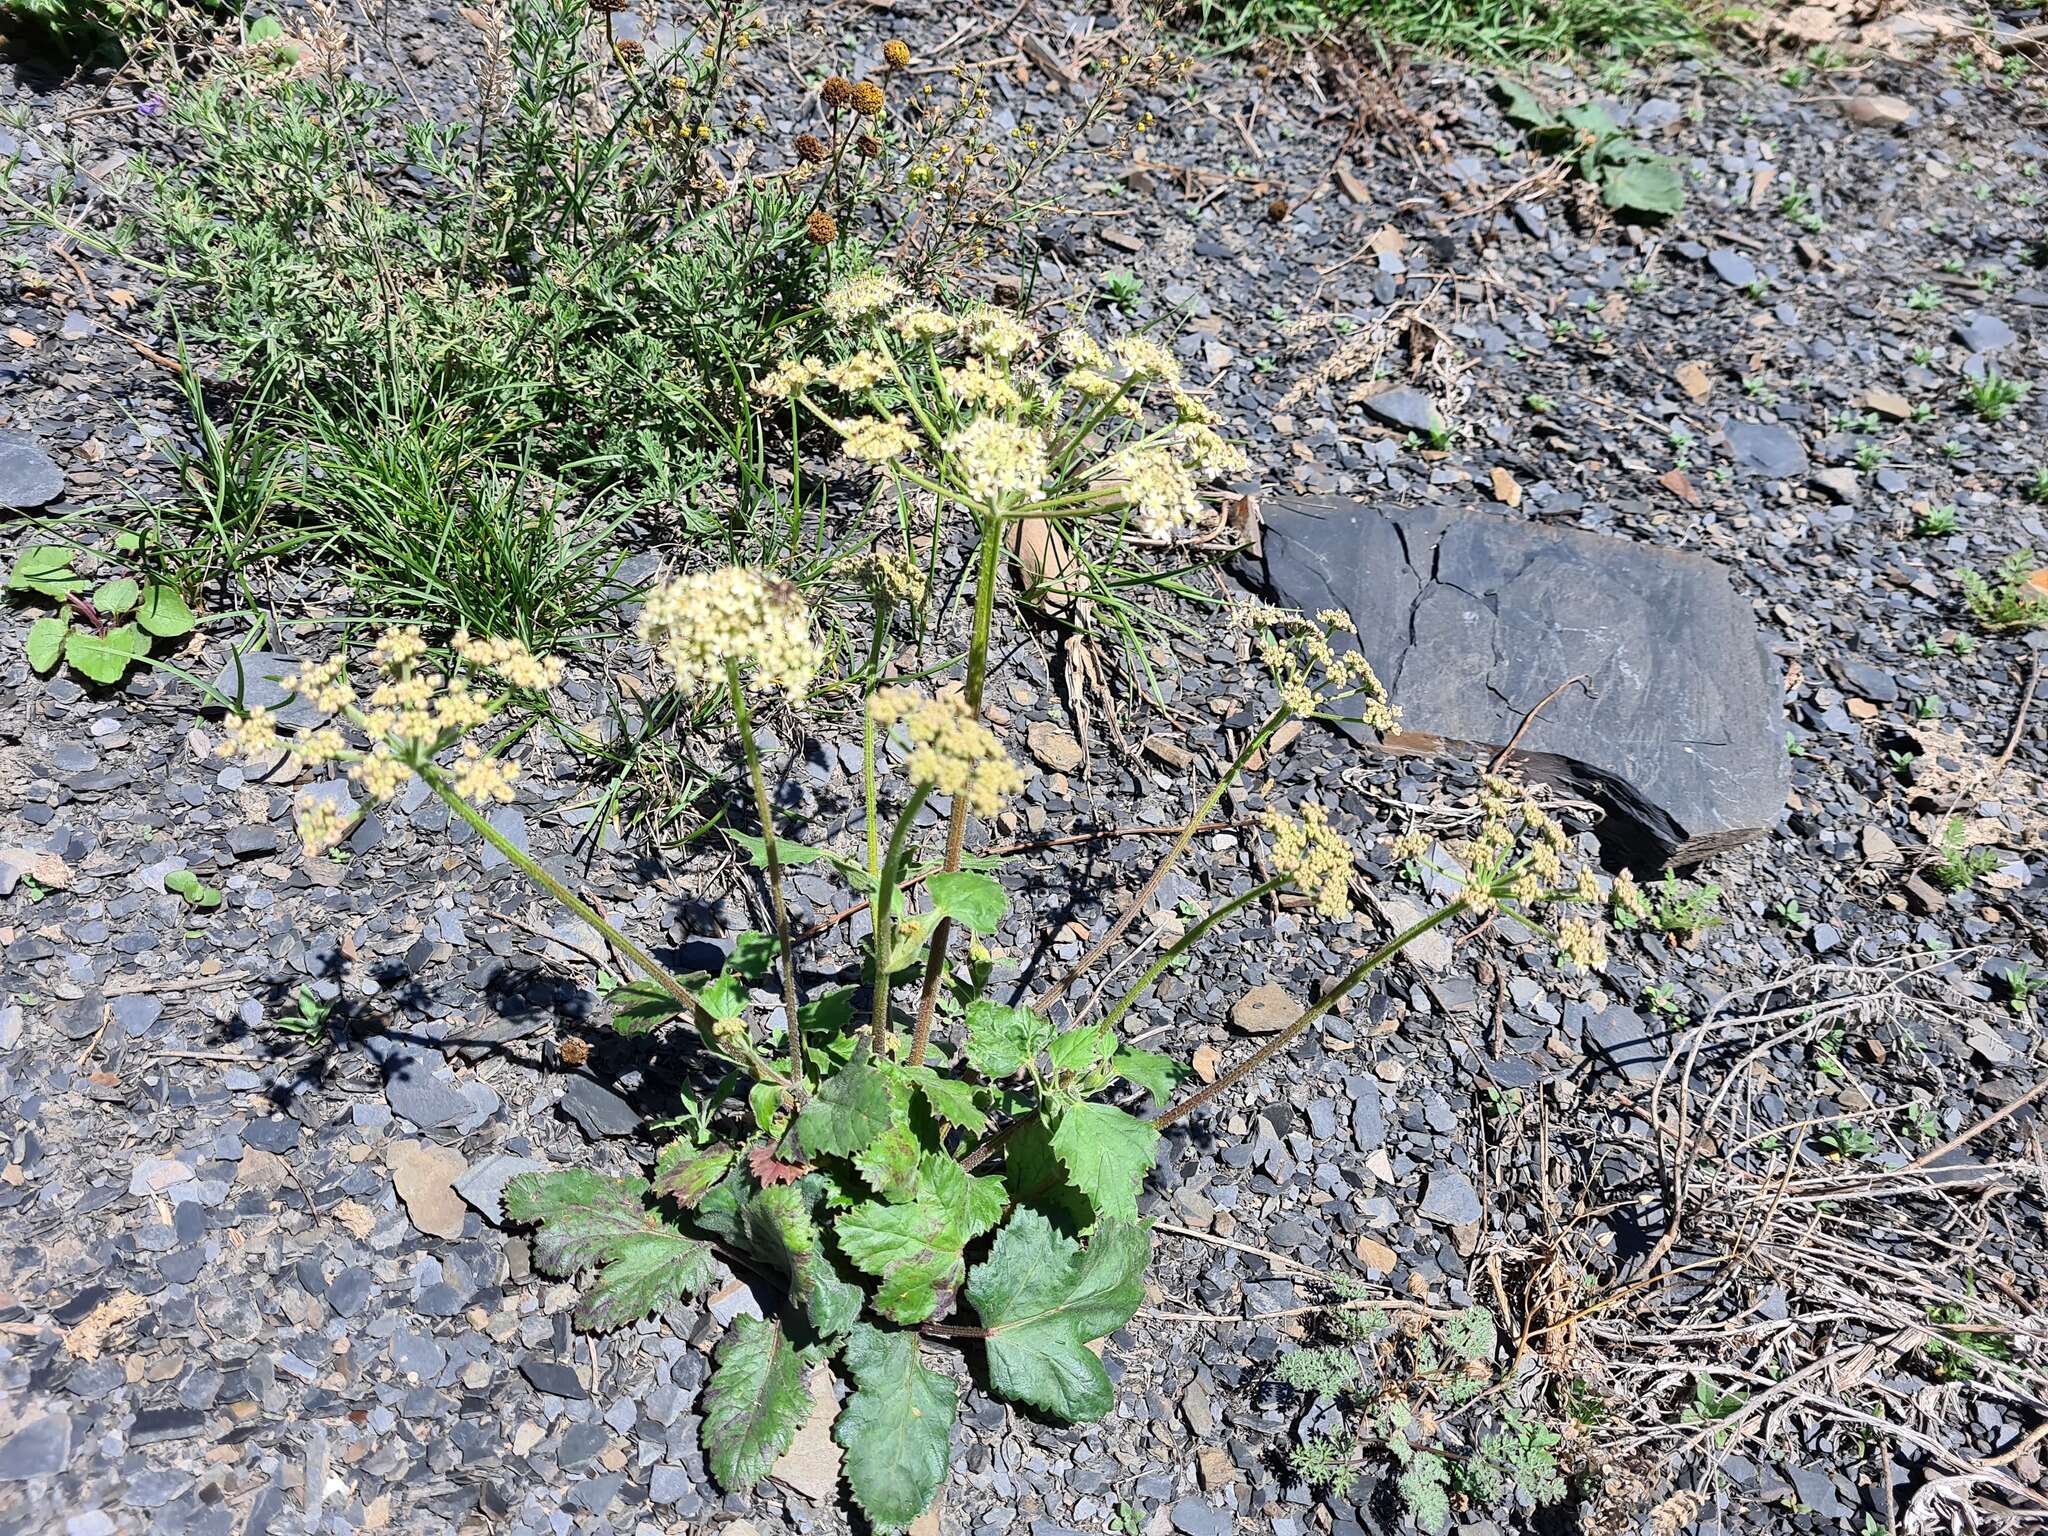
xmin=822 ymin=270 xmax=906 ymax=326
xmin=944 ymin=416 xmax=1047 ymax=505
xmin=891 ymin=305 xmax=956 ymax=344
xmin=957 ymin=306 xmax=1038 ymax=361
xmin=638 ymin=566 xmax=816 ymax=699
xmin=824 ymin=351 xmax=890 ymax=390
xmin=295 ymin=791 xmax=356 ymax=855
xmin=1265 ymin=801 xmax=1355 ymax=920
xmin=1112 ymin=335 xmax=1180 ymax=387
xmin=943 ymin=357 xmax=1023 ymax=412
xmin=871 ymin=686 xmax=1025 ymax=814
xmin=1111 ymin=446 xmax=1201 ymax=540
xmin=755 ymin=356 xmax=825 ymax=400
xmin=453 ymin=631 xmax=564 ymax=692
xmin=839 ymin=413 xmax=920 ymax=464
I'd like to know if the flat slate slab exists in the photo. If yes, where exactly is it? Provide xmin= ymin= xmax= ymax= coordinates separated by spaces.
xmin=1241 ymin=497 xmax=1788 ymax=866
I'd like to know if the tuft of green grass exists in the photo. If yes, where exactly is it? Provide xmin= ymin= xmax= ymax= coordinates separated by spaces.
xmin=1171 ymin=0 xmax=1700 ymax=59
xmin=1963 ymin=369 xmax=2028 ymax=423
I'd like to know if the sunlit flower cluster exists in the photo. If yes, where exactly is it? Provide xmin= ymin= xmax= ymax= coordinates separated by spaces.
xmin=871 ymin=686 xmax=1025 ymax=814
xmin=942 ymin=357 xmax=1023 ymax=412
xmin=450 ymin=740 xmax=520 ymax=804
xmin=824 ymin=351 xmax=891 ymax=390
xmin=956 ymin=306 xmax=1038 ymax=361
xmin=858 ymin=547 xmax=925 ymax=606
xmin=638 ymin=565 xmax=817 ymax=699
xmin=1265 ymin=800 xmax=1355 ymax=920
xmin=890 ymin=305 xmax=956 ymax=344
xmin=452 ymin=632 xmax=565 ymax=692
xmin=839 ymin=413 xmax=920 ymax=464
xmin=295 ymin=793 xmax=354 ymax=855
xmin=821 ymin=270 xmax=905 ymax=326
xmin=944 ymin=416 xmax=1048 ymax=505
xmin=1106 ymin=446 xmax=1200 ymax=540
xmin=1236 ymin=603 xmax=1400 ymax=731
xmin=756 ymin=356 xmax=826 ymax=400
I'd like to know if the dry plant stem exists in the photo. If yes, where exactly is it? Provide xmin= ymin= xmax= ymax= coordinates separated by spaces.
xmin=908 ymin=515 xmax=1005 ymax=1068
xmin=726 ymin=660 xmax=805 ymax=1096
xmin=1032 ymin=705 xmax=1289 ymax=1013
xmin=1151 ymin=898 xmax=1469 ymax=1132
xmin=420 ymin=763 xmax=786 ymax=1090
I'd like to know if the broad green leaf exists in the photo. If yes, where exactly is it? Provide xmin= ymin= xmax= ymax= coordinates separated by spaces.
xmin=965 ymin=1209 xmax=1149 ymax=1422
xmin=26 ymin=614 xmax=67 ymax=673
xmin=920 ymin=1153 xmax=1006 ymax=1241
xmin=1048 ymin=1101 xmax=1159 ymax=1224
xmin=64 ymin=623 xmax=147 ymax=686
xmin=608 ymin=976 xmax=692 ymax=1034
xmin=835 ymin=1323 xmax=956 ymax=1531
xmin=882 ymin=911 xmax=935 ymax=972
xmin=135 ymin=584 xmax=196 ymax=638
xmin=700 ymin=972 xmax=749 ymax=1021
xmin=727 ymin=930 xmax=779 ymax=981
xmin=854 ymin=1122 xmax=925 ymax=1204
xmin=1111 ymin=1047 xmax=1183 ymax=1105
xmin=927 ymin=870 xmax=1006 ymax=935
xmin=836 ymin=1198 xmax=968 ymax=1324
xmin=904 ymin=1064 xmax=987 ymax=1132
xmin=729 ymin=831 xmax=877 ymax=892
xmin=1048 ymin=1021 xmax=1114 ymax=1074
xmin=1494 ymin=78 xmax=1557 ymax=131
xmin=963 ymin=999 xmax=1050 ymax=1078
xmin=8 ymin=544 xmax=86 ymax=598
xmin=1559 ymin=101 xmax=1622 ymax=144
xmin=741 ymin=1182 xmax=862 ymax=1339
xmin=749 ymin=1082 xmax=785 ymax=1133
xmin=796 ymin=1043 xmax=894 ymax=1159
xmin=163 ymin=868 xmax=223 ymax=911
xmin=654 ymin=1140 xmax=735 ymax=1207
xmin=502 ymin=1170 xmax=713 ymax=1331
xmin=702 ymin=1315 xmax=809 ymax=1492
xmin=91 ymin=577 xmax=139 ymax=615
xmin=247 ymin=13 xmax=284 ymax=41
xmin=1599 ymin=159 xmax=1685 ymax=216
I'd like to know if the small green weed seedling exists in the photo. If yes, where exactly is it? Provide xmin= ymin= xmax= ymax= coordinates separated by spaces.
xmin=1276 ymin=1298 xmax=1567 ymax=1532
xmin=1915 ymin=505 xmax=1958 ymax=536
xmin=1611 ymin=871 xmax=1723 ymax=938
xmin=1959 ymin=552 xmax=2048 ymax=632
xmin=164 ymin=869 xmax=223 ymax=912
xmin=1817 ymin=1121 xmax=1877 ymax=1161
xmin=10 ymin=543 xmax=196 ymax=686
xmin=1964 ymin=370 xmax=2028 ymax=423
xmin=1929 ymin=818 xmax=2000 ymax=892
xmin=1995 ymin=962 xmax=2044 ymax=1017
xmin=277 ymin=985 xmax=334 ymax=1041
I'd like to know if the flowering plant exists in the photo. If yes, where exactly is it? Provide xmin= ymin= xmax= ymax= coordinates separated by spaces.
xmin=217 ymin=279 xmax=1621 ymax=1531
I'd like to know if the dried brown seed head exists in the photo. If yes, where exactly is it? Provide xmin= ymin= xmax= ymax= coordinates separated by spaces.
xmin=805 ymin=209 xmax=840 ymax=245
xmin=794 ymin=132 xmax=828 ymax=163
xmin=882 ymin=38 xmax=910 ymax=69
xmin=821 ymin=74 xmax=854 ymax=109
xmin=849 ymin=80 xmax=885 ymax=116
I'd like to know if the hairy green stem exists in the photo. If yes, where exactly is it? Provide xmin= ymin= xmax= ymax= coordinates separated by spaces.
xmin=861 ymin=598 xmax=893 ymax=879
xmin=1150 ymin=898 xmax=1469 ymax=1132
xmin=419 ymin=760 xmax=787 ymax=1089
xmin=726 ymin=660 xmax=805 ymax=1098
xmin=1031 ymin=703 xmax=1291 ymax=1014
xmin=907 ymin=513 xmax=1006 ymax=1068
xmin=1091 ymin=874 xmax=1289 ymax=1036
xmin=869 ymin=784 xmax=933 ymax=1054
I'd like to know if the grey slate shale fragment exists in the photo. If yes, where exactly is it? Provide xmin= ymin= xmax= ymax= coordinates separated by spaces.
xmin=1241 ymin=497 xmax=1789 ymax=866
xmin=0 ymin=429 xmax=65 ymax=508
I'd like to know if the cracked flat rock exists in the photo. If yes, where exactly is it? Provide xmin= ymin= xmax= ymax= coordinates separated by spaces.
xmin=1243 ymin=497 xmax=1789 ymax=864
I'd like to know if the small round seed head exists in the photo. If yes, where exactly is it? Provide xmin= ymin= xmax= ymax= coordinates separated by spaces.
xmin=587 ymin=0 xmax=629 ymax=12
xmin=821 ymin=74 xmax=855 ymax=109
xmin=614 ymin=38 xmax=644 ymax=64
xmin=856 ymin=132 xmax=883 ymax=158
xmin=1267 ymin=196 xmax=1290 ymax=222
xmin=794 ymin=132 xmax=828 ymax=164
xmin=882 ymin=38 xmax=911 ymax=69
xmin=806 ymin=209 xmax=840 ymax=245
xmin=849 ymin=80 xmax=885 ymax=116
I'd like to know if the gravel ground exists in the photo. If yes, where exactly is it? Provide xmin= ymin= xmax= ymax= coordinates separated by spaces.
xmin=3 ymin=6 xmax=2045 ymax=1535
